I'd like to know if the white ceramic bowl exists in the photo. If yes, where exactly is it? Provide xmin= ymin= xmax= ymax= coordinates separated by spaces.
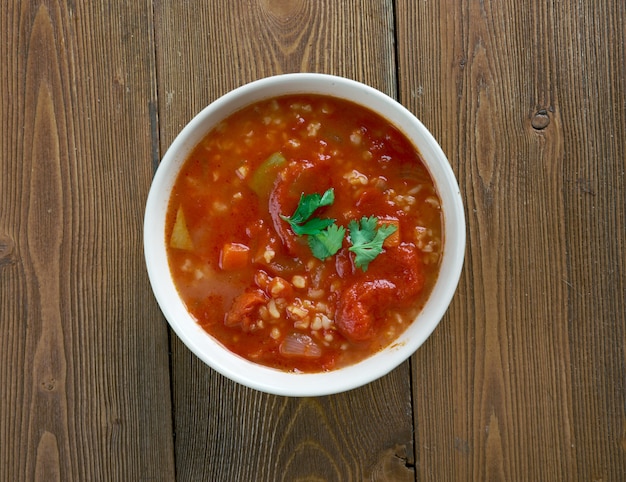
xmin=144 ymin=73 xmax=465 ymax=396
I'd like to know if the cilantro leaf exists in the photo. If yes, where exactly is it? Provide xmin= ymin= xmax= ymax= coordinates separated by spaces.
xmin=348 ymin=216 xmax=398 ymax=271
xmin=347 ymin=216 xmax=378 ymax=246
xmin=308 ymin=224 xmax=346 ymax=261
xmin=281 ymin=188 xmax=335 ymax=226
xmin=291 ymin=217 xmax=336 ymax=236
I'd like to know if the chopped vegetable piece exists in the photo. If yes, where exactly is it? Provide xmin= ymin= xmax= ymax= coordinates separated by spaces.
xmin=225 ymin=289 xmax=267 ymax=331
xmin=348 ymin=216 xmax=398 ymax=271
xmin=220 ymin=243 xmax=251 ymax=270
xmin=337 ymin=279 xmax=397 ymax=341
xmin=170 ymin=205 xmax=193 ymax=250
xmin=279 ymin=333 xmax=322 ymax=358
xmin=248 ymin=152 xmax=286 ymax=197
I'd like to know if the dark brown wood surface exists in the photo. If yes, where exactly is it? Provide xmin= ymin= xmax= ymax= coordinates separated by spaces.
xmin=1 ymin=0 xmax=624 ymax=480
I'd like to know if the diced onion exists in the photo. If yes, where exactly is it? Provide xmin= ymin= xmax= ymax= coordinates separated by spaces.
xmin=279 ymin=333 xmax=322 ymax=358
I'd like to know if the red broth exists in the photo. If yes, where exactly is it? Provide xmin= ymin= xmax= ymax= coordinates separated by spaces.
xmin=165 ymin=94 xmax=443 ymax=372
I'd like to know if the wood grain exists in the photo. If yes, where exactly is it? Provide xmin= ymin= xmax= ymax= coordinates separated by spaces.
xmin=2 ymin=0 xmax=625 ymax=480
xmin=171 ymin=368 xmax=414 ymax=481
xmin=397 ymin=0 xmax=626 ymax=479
xmin=154 ymin=0 xmax=397 ymax=149
xmin=0 ymin=1 xmax=175 ymax=480
xmin=154 ymin=0 xmax=415 ymax=480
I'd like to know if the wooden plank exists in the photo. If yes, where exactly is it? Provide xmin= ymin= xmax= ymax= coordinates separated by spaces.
xmin=397 ymin=0 xmax=626 ymax=479
xmin=0 ymin=1 xmax=175 ymax=480
xmin=555 ymin=1 xmax=626 ymax=477
xmin=154 ymin=1 xmax=415 ymax=480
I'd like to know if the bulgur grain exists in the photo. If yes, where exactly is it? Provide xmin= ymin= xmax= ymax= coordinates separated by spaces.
xmin=254 ymin=271 xmax=270 ymax=290
xmin=350 ymin=131 xmax=362 ymax=145
xmin=268 ymin=299 xmax=280 ymax=319
xmin=315 ymin=302 xmax=329 ymax=313
xmin=311 ymin=316 xmax=323 ymax=331
xmin=320 ymin=314 xmax=332 ymax=330
xmin=263 ymin=249 xmax=276 ymax=263
xmin=269 ymin=277 xmax=288 ymax=297
xmin=307 ymin=122 xmax=321 ymax=136
xmin=292 ymin=275 xmax=307 ymax=289
xmin=294 ymin=318 xmax=310 ymax=330
xmin=308 ymin=288 xmax=325 ymax=300
xmin=259 ymin=306 xmax=269 ymax=321
xmin=212 ymin=201 xmax=228 ymax=214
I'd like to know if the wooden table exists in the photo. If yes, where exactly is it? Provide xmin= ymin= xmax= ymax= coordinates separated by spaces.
xmin=2 ymin=1 xmax=625 ymax=480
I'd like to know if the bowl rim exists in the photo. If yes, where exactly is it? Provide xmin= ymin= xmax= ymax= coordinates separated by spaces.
xmin=144 ymin=73 xmax=465 ymax=397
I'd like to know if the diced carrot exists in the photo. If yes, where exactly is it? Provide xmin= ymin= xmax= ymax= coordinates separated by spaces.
xmin=219 ymin=243 xmax=250 ymax=271
xmin=170 ymin=205 xmax=194 ymax=250
xmin=378 ymin=217 xmax=400 ymax=247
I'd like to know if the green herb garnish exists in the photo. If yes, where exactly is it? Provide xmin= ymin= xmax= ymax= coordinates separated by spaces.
xmin=348 ymin=216 xmax=398 ymax=271
xmin=280 ymin=188 xmax=344 ymax=260
xmin=290 ymin=217 xmax=336 ymax=237
xmin=308 ymin=223 xmax=346 ymax=260
xmin=281 ymin=189 xmax=335 ymax=227
xmin=280 ymin=190 xmax=397 ymax=268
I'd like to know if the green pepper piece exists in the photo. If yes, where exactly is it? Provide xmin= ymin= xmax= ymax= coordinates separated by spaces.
xmin=248 ymin=152 xmax=286 ymax=197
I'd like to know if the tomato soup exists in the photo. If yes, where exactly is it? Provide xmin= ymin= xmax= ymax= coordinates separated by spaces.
xmin=165 ymin=94 xmax=443 ymax=372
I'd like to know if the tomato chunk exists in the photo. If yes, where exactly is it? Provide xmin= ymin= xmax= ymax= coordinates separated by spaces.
xmin=377 ymin=243 xmax=425 ymax=299
xmin=336 ymin=279 xmax=397 ymax=342
xmin=225 ymin=289 xmax=267 ymax=331
xmin=336 ymin=244 xmax=424 ymax=342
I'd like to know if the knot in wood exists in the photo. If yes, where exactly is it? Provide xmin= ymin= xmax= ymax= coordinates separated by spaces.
xmin=531 ymin=110 xmax=550 ymax=130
